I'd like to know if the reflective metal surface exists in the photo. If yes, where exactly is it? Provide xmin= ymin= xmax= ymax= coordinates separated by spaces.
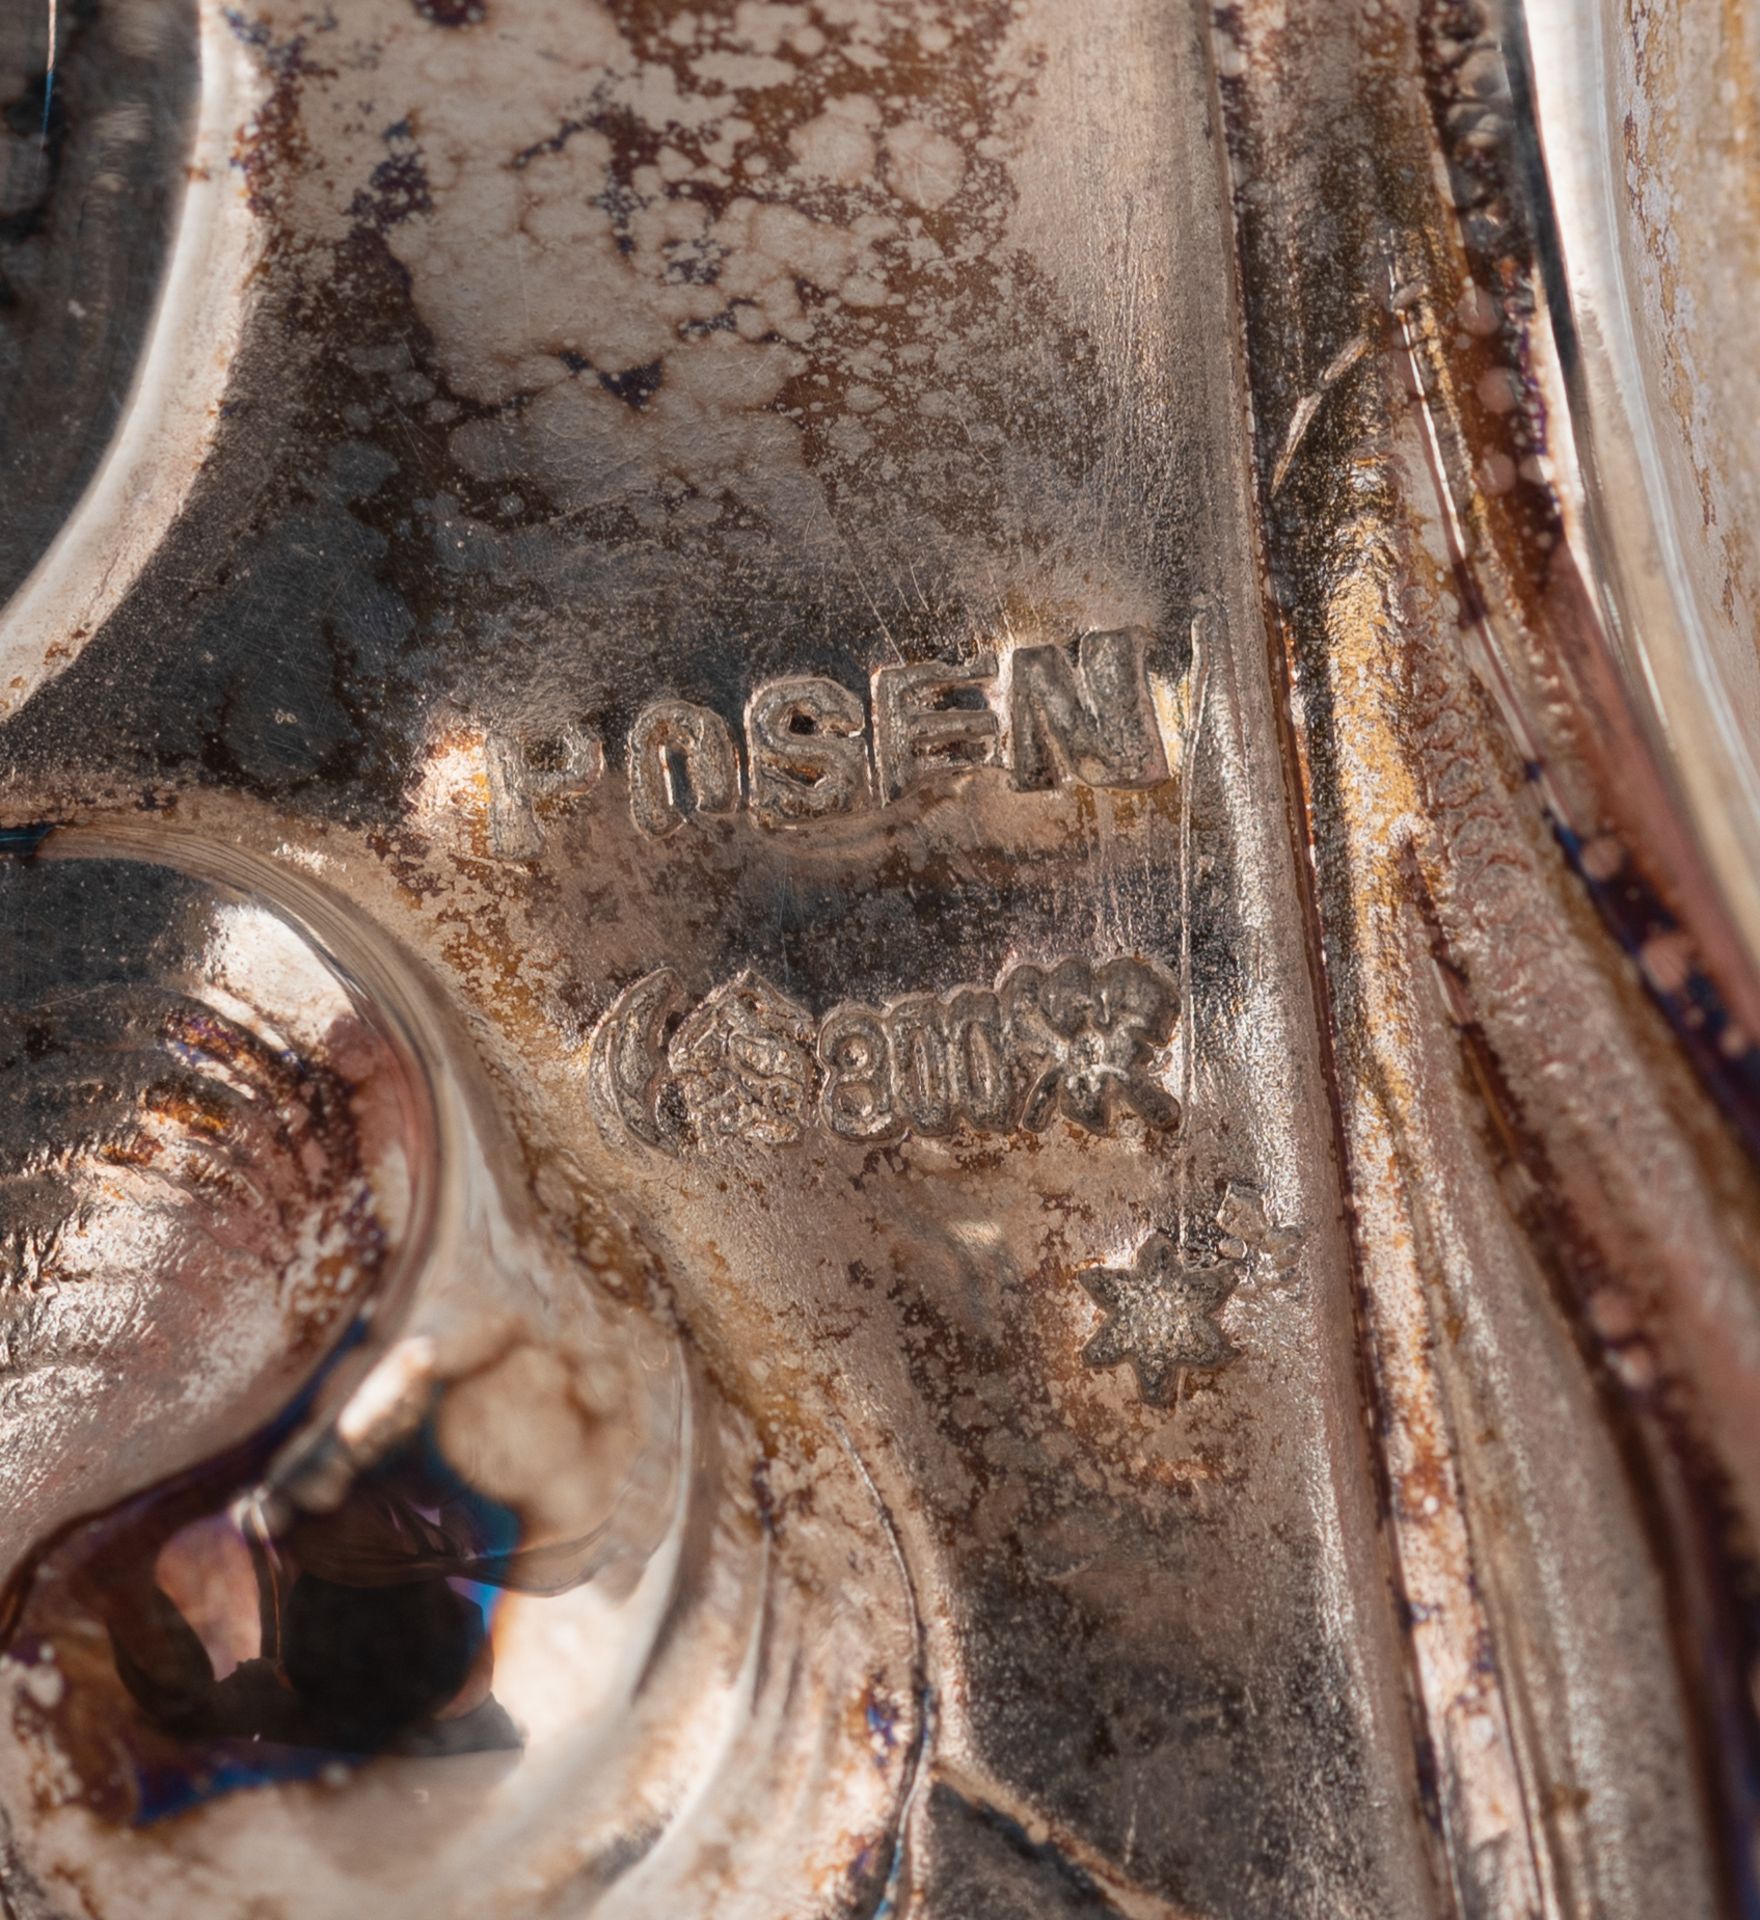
xmin=2 ymin=0 xmax=1759 ymax=1914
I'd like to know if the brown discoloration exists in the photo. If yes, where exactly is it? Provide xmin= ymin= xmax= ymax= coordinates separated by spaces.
xmin=10 ymin=0 xmax=1686 ymax=1910
xmin=1220 ymin=0 xmax=1760 ymax=1905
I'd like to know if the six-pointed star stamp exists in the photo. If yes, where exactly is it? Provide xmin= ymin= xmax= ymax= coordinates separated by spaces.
xmin=1077 ymin=1232 xmax=1240 ymax=1406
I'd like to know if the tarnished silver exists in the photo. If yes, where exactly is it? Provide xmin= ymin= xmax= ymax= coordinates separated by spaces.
xmin=3 ymin=0 xmax=1760 ymax=1915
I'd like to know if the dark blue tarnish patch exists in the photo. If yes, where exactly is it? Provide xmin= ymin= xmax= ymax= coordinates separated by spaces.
xmin=0 ymin=823 xmax=55 ymax=861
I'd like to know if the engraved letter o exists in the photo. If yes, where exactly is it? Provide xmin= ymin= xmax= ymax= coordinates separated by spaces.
xmin=627 ymin=700 xmax=742 ymax=838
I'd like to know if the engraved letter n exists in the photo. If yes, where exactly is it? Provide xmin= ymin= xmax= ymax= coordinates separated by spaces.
xmin=1006 ymin=628 xmax=1168 ymax=792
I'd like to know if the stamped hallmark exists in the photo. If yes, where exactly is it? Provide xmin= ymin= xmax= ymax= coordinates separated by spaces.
xmin=486 ymin=626 xmax=1173 ymax=854
xmin=1075 ymin=1185 xmax=1304 ymax=1405
xmin=589 ymin=953 xmax=1179 ymax=1154
xmin=1079 ymin=1234 xmax=1240 ymax=1405
xmin=670 ymin=971 xmax=818 ymax=1146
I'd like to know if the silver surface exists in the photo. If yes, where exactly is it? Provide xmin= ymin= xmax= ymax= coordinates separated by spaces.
xmin=2 ymin=0 xmax=1759 ymax=1914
